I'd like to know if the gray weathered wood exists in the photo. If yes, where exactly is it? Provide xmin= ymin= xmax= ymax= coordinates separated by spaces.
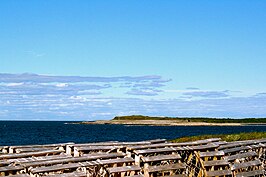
xmin=128 ymin=138 xmax=221 ymax=151
xmin=134 ymin=147 xmax=179 ymax=155
xmin=0 ymin=161 xmax=10 ymax=166
xmin=163 ymin=175 xmax=187 ymax=177
xmin=127 ymin=143 xmax=170 ymax=150
xmin=235 ymin=169 xmax=265 ymax=177
xmin=30 ymin=161 xmax=98 ymax=174
xmin=218 ymin=139 xmax=266 ymax=150
xmin=20 ymin=153 xmax=125 ymax=167
xmin=225 ymin=151 xmax=257 ymax=162
xmin=206 ymin=169 xmax=232 ymax=176
xmin=1 ymin=154 xmax=71 ymax=165
xmin=97 ymin=157 xmax=134 ymax=165
xmin=199 ymin=151 xmax=225 ymax=158
xmin=0 ymin=150 xmax=64 ymax=159
xmin=75 ymin=145 xmax=123 ymax=151
xmin=212 ymin=141 xmax=228 ymax=146
xmin=141 ymin=154 xmax=181 ymax=162
xmin=0 ymin=165 xmax=24 ymax=172
xmin=5 ymin=174 xmax=31 ymax=177
xmin=231 ymin=159 xmax=262 ymax=170
xmin=1 ymin=138 xmax=265 ymax=176
xmin=45 ymin=171 xmax=86 ymax=177
xmin=147 ymin=163 xmax=186 ymax=173
xmin=15 ymin=147 xmax=54 ymax=153
xmin=203 ymin=160 xmax=229 ymax=167
xmin=107 ymin=165 xmax=141 ymax=173
xmin=187 ymin=143 xmax=219 ymax=151
xmin=8 ymin=143 xmax=74 ymax=153
xmin=223 ymin=146 xmax=251 ymax=154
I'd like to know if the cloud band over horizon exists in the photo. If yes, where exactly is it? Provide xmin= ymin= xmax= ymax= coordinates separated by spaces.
xmin=0 ymin=73 xmax=266 ymax=120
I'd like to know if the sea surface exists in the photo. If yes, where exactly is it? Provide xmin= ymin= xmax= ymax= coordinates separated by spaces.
xmin=0 ymin=121 xmax=266 ymax=146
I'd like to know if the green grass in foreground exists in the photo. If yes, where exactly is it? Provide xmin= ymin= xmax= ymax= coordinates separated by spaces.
xmin=171 ymin=132 xmax=266 ymax=142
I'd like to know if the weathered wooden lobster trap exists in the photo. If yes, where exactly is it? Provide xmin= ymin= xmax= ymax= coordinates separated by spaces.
xmin=0 ymin=138 xmax=266 ymax=177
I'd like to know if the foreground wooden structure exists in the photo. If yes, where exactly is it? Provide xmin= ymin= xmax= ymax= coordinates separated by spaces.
xmin=0 ymin=138 xmax=266 ymax=177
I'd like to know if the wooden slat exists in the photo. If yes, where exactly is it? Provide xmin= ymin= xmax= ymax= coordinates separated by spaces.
xmin=20 ymin=153 xmax=125 ymax=167
xmin=134 ymin=147 xmax=179 ymax=155
xmin=45 ymin=171 xmax=86 ymax=177
xmin=212 ymin=141 xmax=228 ymax=146
xmin=5 ymin=174 xmax=31 ymax=177
xmin=75 ymin=145 xmax=123 ymax=151
xmin=97 ymin=157 xmax=134 ymax=165
xmin=0 ymin=165 xmax=24 ymax=172
xmin=30 ymin=163 xmax=81 ymax=173
xmin=148 ymin=139 xmax=167 ymax=144
xmin=206 ymin=169 xmax=232 ymax=176
xmin=0 ymin=161 xmax=10 ymax=166
xmin=219 ymin=142 xmax=248 ymax=150
xmin=192 ymin=138 xmax=221 ymax=144
xmin=0 ymin=150 xmax=64 ymax=159
xmin=0 ymin=154 xmax=71 ymax=167
xmin=199 ymin=151 xmax=225 ymax=158
xmin=218 ymin=139 xmax=263 ymax=150
xmin=147 ymin=163 xmax=186 ymax=173
xmin=127 ymin=143 xmax=170 ymax=150
xmin=30 ymin=161 xmax=98 ymax=173
xmin=225 ymin=151 xmax=257 ymax=162
xmin=128 ymin=140 xmax=221 ymax=151
xmin=254 ymin=138 xmax=266 ymax=143
xmin=231 ymin=160 xmax=262 ymax=171
xmin=141 ymin=154 xmax=181 ymax=162
xmin=188 ymin=143 xmax=219 ymax=151
xmin=107 ymin=165 xmax=141 ymax=173
xmin=223 ymin=146 xmax=251 ymax=154
xmin=167 ymin=138 xmax=222 ymax=147
xmin=15 ymin=147 xmax=54 ymax=153
xmin=235 ymin=169 xmax=265 ymax=177
xmin=12 ymin=154 xmax=72 ymax=163
xmin=203 ymin=160 xmax=229 ymax=167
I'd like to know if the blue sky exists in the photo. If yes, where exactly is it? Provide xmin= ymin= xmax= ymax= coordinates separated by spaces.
xmin=0 ymin=0 xmax=266 ymax=120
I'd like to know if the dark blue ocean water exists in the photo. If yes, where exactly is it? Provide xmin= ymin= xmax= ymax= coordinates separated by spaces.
xmin=0 ymin=121 xmax=266 ymax=146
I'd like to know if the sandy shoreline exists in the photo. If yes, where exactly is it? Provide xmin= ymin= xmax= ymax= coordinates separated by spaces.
xmin=75 ymin=120 xmax=249 ymax=126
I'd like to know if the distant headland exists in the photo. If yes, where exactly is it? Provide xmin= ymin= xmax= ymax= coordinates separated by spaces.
xmin=75 ymin=115 xmax=266 ymax=126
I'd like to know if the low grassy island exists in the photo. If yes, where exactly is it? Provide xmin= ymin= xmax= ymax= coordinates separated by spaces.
xmin=78 ymin=115 xmax=266 ymax=126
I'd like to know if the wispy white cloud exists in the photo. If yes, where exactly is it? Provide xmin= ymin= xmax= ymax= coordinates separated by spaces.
xmin=165 ymin=89 xmax=231 ymax=98
xmin=24 ymin=50 xmax=46 ymax=58
xmin=126 ymin=88 xmax=162 ymax=96
xmin=0 ymin=73 xmax=266 ymax=120
xmin=182 ymin=90 xmax=230 ymax=98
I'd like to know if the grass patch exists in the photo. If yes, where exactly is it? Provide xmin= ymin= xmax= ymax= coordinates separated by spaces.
xmin=171 ymin=132 xmax=266 ymax=143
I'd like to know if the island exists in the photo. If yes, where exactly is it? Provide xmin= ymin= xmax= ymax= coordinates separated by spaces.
xmin=76 ymin=115 xmax=266 ymax=126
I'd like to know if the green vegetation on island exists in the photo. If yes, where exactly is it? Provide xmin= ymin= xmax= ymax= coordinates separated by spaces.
xmin=171 ymin=132 xmax=266 ymax=143
xmin=113 ymin=115 xmax=266 ymax=124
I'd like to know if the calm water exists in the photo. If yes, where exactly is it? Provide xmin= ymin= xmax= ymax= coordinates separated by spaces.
xmin=0 ymin=121 xmax=266 ymax=146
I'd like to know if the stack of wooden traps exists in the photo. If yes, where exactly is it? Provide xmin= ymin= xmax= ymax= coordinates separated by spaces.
xmin=0 ymin=138 xmax=266 ymax=176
